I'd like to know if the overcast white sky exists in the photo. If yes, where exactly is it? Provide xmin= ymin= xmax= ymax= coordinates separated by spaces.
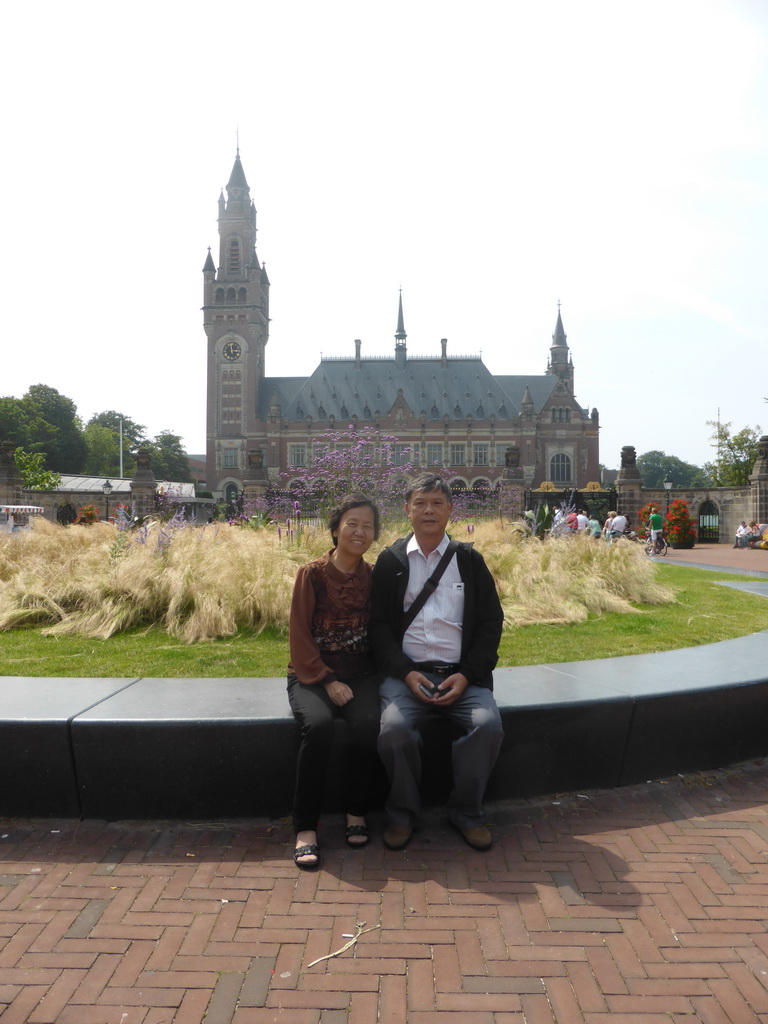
xmin=2 ymin=0 xmax=766 ymax=470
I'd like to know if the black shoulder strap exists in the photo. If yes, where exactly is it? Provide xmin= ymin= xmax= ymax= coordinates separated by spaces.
xmin=401 ymin=540 xmax=459 ymax=633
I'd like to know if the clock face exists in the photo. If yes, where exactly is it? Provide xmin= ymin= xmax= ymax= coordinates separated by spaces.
xmin=222 ymin=340 xmax=242 ymax=362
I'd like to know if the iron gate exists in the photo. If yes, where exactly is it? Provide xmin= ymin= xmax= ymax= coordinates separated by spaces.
xmin=698 ymin=500 xmax=720 ymax=542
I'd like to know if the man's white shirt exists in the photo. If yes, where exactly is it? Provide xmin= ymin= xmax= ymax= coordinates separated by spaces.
xmin=402 ymin=533 xmax=463 ymax=664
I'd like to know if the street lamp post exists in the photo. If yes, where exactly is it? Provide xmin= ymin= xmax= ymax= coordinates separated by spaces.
xmin=662 ymin=475 xmax=673 ymax=514
xmin=102 ymin=479 xmax=113 ymax=521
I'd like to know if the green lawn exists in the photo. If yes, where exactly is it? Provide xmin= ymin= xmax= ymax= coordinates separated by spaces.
xmin=0 ymin=565 xmax=765 ymax=678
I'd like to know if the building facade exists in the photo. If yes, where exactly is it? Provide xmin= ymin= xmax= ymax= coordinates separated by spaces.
xmin=204 ymin=154 xmax=601 ymax=504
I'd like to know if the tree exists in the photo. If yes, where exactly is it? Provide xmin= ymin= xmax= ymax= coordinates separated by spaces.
xmin=13 ymin=448 xmax=61 ymax=490
xmin=146 ymin=431 xmax=193 ymax=482
xmin=87 ymin=411 xmax=147 ymax=451
xmin=23 ymin=385 xmax=86 ymax=472
xmin=83 ymin=423 xmax=122 ymax=477
xmin=0 ymin=396 xmax=33 ymax=448
xmin=636 ymin=450 xmax=711 ymax=489
xmin=704 ymin=421 xmax=762 ymax=486
xmin=85 ymin=411 xmax=148 ymax=479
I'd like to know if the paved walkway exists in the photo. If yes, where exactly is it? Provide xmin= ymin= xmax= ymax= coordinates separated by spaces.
xmin=4 ymin=761 xmax=768 ymax=1022
xmin=655 ymin=542 xmax=768 ymax=578
xmin=2 ymin=543 xmax=768 ymax=1023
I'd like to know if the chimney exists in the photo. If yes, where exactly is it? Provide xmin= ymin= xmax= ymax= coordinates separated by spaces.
xmin=354 ymin=338 xmax=361 ymax=369
xmin=441 ymin=338 xmax=448 ymax=368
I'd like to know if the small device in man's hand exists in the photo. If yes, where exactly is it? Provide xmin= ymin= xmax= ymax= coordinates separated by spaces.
xmin=419 ymin=681 xmax=442 ymax=698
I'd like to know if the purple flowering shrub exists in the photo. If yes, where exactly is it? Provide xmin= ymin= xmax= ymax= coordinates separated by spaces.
xmin=266 ymin=426 xmax=514 ymax=528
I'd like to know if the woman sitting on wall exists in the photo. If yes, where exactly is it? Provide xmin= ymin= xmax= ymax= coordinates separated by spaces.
xmin=287 ymin=494 xmax=382 ymax=870
xmin=746 ymin=523 xmax=768 ymax=549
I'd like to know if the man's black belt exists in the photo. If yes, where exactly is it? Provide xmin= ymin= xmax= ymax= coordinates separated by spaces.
xmin=415 ymin=662 xmax=459 ymax=677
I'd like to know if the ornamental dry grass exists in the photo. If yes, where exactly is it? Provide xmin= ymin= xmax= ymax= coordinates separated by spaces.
xmin=0 ymin=518 xmax=324 ymax=643
xmin=478 ymin=521 xmax=675 ymax=626
xmin=0 ymin=517 xmax=674 ymax=642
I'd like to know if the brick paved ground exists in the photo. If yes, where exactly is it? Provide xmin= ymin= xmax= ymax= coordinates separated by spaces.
xmin=658 ymin=544 xmax=768 ymax=576
xmin=3 ymin=760 xmax=768 ymax=1022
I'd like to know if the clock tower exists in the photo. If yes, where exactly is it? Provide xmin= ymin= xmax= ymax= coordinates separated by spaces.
xmin=203 ymin=151 xmax=270 ymax=501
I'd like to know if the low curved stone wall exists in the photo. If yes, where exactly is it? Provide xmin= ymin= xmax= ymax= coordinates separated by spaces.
xmin=2 ymin=628 xmax=768 ymax=820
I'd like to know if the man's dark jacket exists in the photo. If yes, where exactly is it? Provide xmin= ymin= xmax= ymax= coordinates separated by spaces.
xmin=369 ymin=536 xmax=504 ymax=690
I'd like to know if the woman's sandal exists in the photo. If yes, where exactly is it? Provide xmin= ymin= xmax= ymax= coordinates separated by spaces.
xmin=293 ymin=844 xmax=320 ymax=870
xmin=345 ymin=824 xmax=369 ymax=848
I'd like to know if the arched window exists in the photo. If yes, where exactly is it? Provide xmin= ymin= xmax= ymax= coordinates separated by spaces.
xmin=238 ymin=288 xmax=247 ymax=303
xmin=215 ymin=288 xmax=225 ymax=304
xmin=227 ymin=288 xmax=236 ymax=302
xmin=550 ymin=453 xmax=572 ymax=483
xmin=227 ymin=239 xmax=241 ymax=274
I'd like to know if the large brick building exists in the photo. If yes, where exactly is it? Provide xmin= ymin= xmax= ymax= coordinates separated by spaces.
xmin=203 ymin=153 xmax=600 ymax=504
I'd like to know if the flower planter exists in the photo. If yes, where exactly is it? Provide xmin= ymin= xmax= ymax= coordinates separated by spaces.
xmin=664 ymin=499 xmax=697 ymax=550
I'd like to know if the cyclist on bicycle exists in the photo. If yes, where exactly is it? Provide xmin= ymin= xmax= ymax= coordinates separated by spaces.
xmin=648 ymin=507 xmax=664 ymax=553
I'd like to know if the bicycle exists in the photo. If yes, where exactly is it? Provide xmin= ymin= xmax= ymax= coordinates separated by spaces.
xmin=645 ymin=533 xmax=668 ymax=556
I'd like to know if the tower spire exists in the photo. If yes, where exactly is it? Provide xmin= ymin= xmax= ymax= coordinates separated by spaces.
xmin=547 ymin=303 xmax=573 ymax=388
xmin=394 ymin=289 xmax=407 ymax=369
xmin=552 ymin=301 xmax=567 ymax=348
xmin=395 ymin=288 xmax=407 ymax=341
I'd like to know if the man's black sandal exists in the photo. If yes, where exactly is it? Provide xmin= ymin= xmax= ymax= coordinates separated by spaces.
xmin=293 ymin=844 xmax=320 ymax=870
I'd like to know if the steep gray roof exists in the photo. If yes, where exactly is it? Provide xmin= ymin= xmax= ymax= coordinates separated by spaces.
xmin=495 ymin=375 xmax=561 ymax=412
xmin=259 ymin=355 xmax=543 ymax=423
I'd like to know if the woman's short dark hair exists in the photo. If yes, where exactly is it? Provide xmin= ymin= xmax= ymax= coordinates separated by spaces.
xmin=405 ymin=474 xmax=452 ymax=503
xmin=328 ymin=494 xmax=380 ymax=545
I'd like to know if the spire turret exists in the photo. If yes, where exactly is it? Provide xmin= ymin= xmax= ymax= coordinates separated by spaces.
xmin=227 ymin=152 xmax=250 ymax=192
xmin=552 ymin=305 xmax=567 ymax=348
xmin=547 ymin=303 xmax=573 ymax=388
xmin=395 ymin=290 xmax=407 ymax=342
xmin=522 ymin=386 xmax=534 ymax=419
xmin=394 ymin=290 xmax=407 ymax=369
xmin=217 ymin=151 xmax=258 ymax=280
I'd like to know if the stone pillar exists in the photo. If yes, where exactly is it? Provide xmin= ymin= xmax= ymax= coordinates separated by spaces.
xmin=0 ymin=441 xmax=22 ymax=507
xmin=615 ymin=445 xmax=644 ymax=520
xmin=749 ymin=434 xmax=768 ymax=524
xmin=130 ymin=448 xmax=157 ymax=518
xmin=498 ymin=445 xmax=524 ymax=517
xmin=243 ymin=448 xmax=269 ymax=500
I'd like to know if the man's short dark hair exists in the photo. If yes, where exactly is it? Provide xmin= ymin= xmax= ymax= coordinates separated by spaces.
xmin=405 ymin=474 xmax=452 ymax=503
xmin=327 ymin=493 xmax=380 ymax=545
